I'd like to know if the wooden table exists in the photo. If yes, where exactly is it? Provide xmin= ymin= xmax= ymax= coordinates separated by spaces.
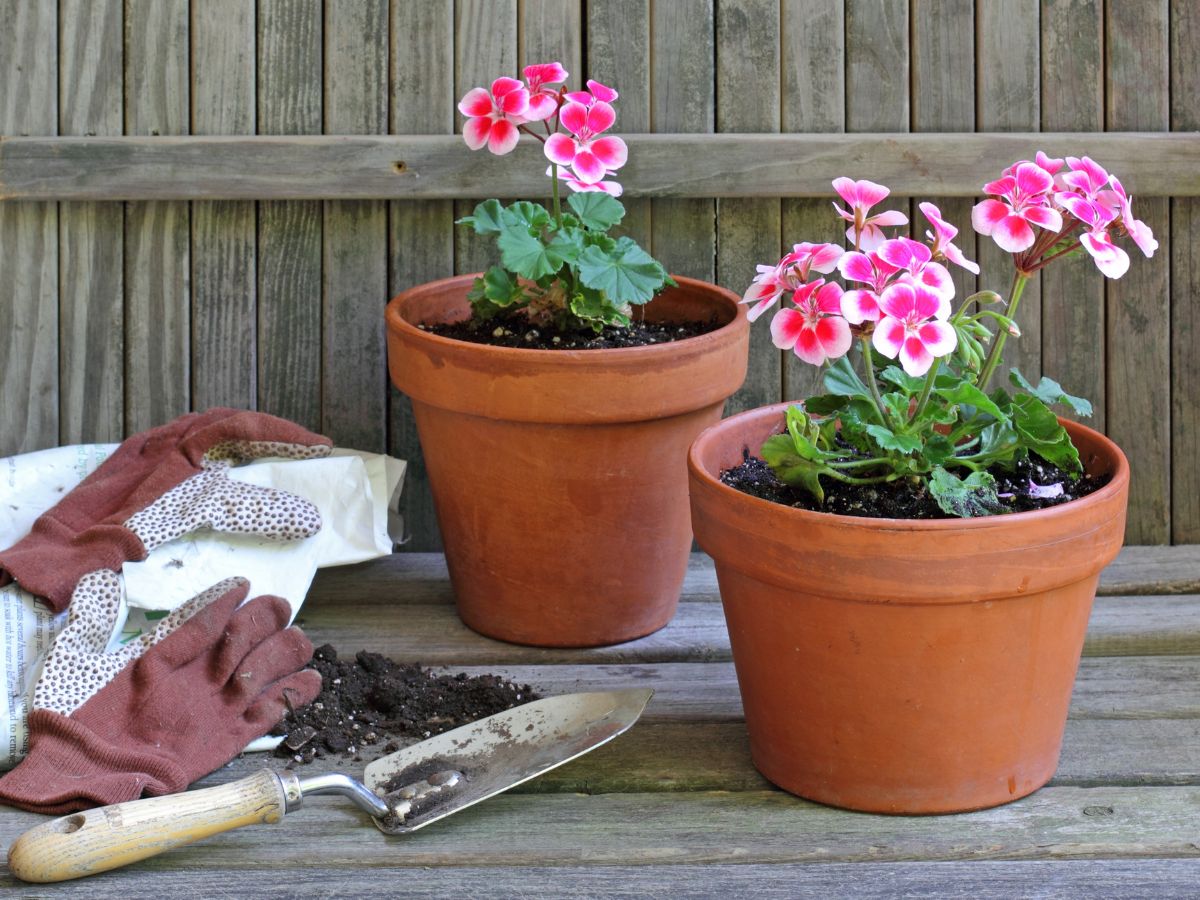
xmin=3 ymin=548 xmax=1200 ymax=897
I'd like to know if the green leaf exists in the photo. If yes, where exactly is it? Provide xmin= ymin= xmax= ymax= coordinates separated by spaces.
xmin=977 ymin=421 xmax=1018 ymax=459
xmin=933 ymin=376 xmax=1008 ymax=422
xmin=456 ymin=199 xmax=505 ymax=234
xmin=567 ymin=192 xmax=625 ymax=231
xmin=880 ymin=391 xmax=911 ymax=424
xmin=547 ymin=227 xmax=587 ymax=265
xmin=479 ymin=266 xmax=525 ymax=307
xmin=1009 ymin=369 xmax=1093 ymax=417
xmin=501 ymin=201 xmax=552 ymax=232
xmin=879 ymin=366 xmax=925 ymax=394
xmin=928 ymin=467 xmax=1005 ymax=518
xmin=577 ymin=236 xmax=668 ymax=304
xmin=1012 ymin=394 xmax=1082 ymax=472
xmin=865 ymin=424 xmax=922 ymax=454
xmin=784 ymin=406 xmax=826 ymax=458
xmin=760 ymin=434 xmax=828 ymax=503
xmin=824 ymin=355 xmax=871 ymax=399
xmin=923 ymin=433 xmax=956 ymax=466
xmin=801 ymin=394 xmax=849 ymax=417
xmin=569 ymin=287 xmax=631 ymax=331
xmin=497 ymin=228 xmax=566 ymax=280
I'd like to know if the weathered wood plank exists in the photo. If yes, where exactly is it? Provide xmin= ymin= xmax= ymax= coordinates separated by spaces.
xmin=1171 ymin=0 xmax=1200 ymax=543
xmin=189 ymin=0 xmax=257 ymax=411
xmin=321 ymin=0 xmax=389 ymax=452
xmin=256 ymin=0 xmax=323 ymax=432
xmin=58 ymin=0 xmax=124 ymax=444
xmin=1041 ymin=0 xmax=1106 ymax=433
xmin=978 ymin=0 xmax=1043 ymax=384
xmin=389 ymin=0 xmax=456 ymax=551
xmin=651 ymin=0 xmax=716 ymax=281
xmin=716 ymin=0 xmax=781 ymax=415
xmin=846 ymin=0 xmax=907 ymax=132
xmin=521 ymin=0 xmax=582 ymax=78
xmin=0 ymin=0 xmax=57 ymax=455
xmin=1106 ymin=0 xmax=1171 ymax=545
xmin=122 ymin=0 xmax=190 ymax=433
xmin=780 ymin=0 xmax=844 ymax=401
xmin=5 ymin=133 xmax=1200 ymax=200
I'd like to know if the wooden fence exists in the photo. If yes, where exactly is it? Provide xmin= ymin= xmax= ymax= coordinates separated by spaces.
xmin=0 ymin=0 xmax=1196 ymax=546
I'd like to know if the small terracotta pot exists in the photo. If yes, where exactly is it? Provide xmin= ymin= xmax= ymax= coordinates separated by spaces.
xmin=387 ymin=274 xmax=749 ymax=647
xmin=688 ymin=402 xmax=1129 ymax=814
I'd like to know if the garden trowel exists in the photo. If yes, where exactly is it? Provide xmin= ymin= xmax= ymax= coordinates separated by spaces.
xmin=8 ymin=688 xmax=653 ymax=882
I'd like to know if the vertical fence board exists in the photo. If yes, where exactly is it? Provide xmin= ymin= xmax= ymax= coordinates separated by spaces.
xmin=1040 ymin=0 xmax=1106 ymax=433
xmin=1171 ymin=0 xmax=1200 ymax=543
xmin=716 ymin=0 xmax=781 ymax=414
xmin=521 ymin=0 xmax=582 ymax=77
xmin=322 ymin=0 xmax=389 ymax=452
xmin=124 ymin=0 xmax=190 ymax=433
xmin=977 ymin=0 xmax=1042 ymax=384
xmin=190 ymin=0 xmax=256 ymax=412
xmin=586 ymin=0 xmax=651 ymax=247
xmin=1106 ymin=0 xmax=1171 ymax=544
xmin=781 ymin=0 xmax=844 ymax=401
xmin=454 ymin=0 xmax=518 ymax=274
xmin=257 ymin=0 xmax=323 ymax=432
xmin=651 ymin=0 xmax=716 ymax=282
xmin=58 ymin=0 xmax=124 ymax=444
xmin=390 ymin=0 xmax=456 ymax=551
xmin=0 ymin=0 xmax=57 ymax=454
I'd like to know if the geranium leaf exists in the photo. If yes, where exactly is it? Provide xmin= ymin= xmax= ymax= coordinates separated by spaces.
xmin=865 ymin=424 xmax=922 ymax=454
xmin=569 ymin=286 xmax=630 ymax=331
xmin=456 ymin=199 xmax=505 ymax=234
xmin=879 ymin=366 xmax=925 ymax=394
xmin=567 ymin=192 xmax=625 ymax=231
xmin=577 ymin=236 xmax=667 ymax=304
xmin=498 ymin=227 xmax=565 ymax=280
xmin=760 ymin=435 xmax=828 ymax=503
xmin=824 ymin=355 xmax=871 ymax=399
xmin=1012 ymin=394 xmax=1081 ymax=472
xmin=501 ymin=201 xmax=552 ymax=232
xmin=929 ymin=467 xmax=1005 ymax=517
xmin=934 ymin=376 xmax=1008 ymax=423
xmin=480 ymin=266 xmax=525 ymax=307
xmin=1009 ymin=369 xmax=1094 ymax=417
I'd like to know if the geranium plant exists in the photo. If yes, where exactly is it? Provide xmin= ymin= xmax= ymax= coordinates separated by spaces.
xmin=744 ymin=154 xmax=1157 ymax=517
xmin=456 ymin=63 xmax=673 ymax=332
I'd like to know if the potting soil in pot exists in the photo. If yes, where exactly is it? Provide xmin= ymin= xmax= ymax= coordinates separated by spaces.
xmin=272 ymin=645 xmax=538 ymax=767
xmin=722 ymin=448 xmax=1110 ymax=519
xmin=422 ymin=311 xmax=720 ymax=350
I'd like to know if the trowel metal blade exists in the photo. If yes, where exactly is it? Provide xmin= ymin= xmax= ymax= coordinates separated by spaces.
xmin=363 ymin=688 xmax=653 ymax=834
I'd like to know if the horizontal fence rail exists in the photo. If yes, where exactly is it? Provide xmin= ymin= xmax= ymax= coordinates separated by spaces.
xmin=2 ymin=133 xmax=1199 ymax=200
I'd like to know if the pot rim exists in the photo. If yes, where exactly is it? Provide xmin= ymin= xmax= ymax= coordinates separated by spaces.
xmin=688 ymin=400 xmax=1130 ymax=533
xmin=385 ymin=273 xmax=749 ymax=366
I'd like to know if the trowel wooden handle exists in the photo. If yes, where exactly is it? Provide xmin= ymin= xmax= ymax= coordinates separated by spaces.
xmin=7 ymin=769 xmax=289 ymax=883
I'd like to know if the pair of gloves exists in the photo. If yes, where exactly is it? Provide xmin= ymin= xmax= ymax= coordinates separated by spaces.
xmin=0 ymin=409 xmax=332 ymax=813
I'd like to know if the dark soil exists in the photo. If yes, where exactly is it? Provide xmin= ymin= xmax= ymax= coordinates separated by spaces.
xmin=423 ymin=310 xmax=720 ymax=350
xmin=272 ymin=645 xmax=538 ymax=767
xmin=721 ymin=448 xmax=1110 ymax=519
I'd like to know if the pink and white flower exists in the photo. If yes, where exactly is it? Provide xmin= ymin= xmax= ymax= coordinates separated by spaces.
xmin=522 ymin=62 xmax=568 ymax=121
xmin=1098 ymin=176 xmax=1158 ymax=258
xmin=1059 ymin=195 xmax=1130 ymax=278
xmin=458 ymin=77 xmax=530 ymax=155
xmin=1061 ymin=156 xmax=1111 ymax=199
xmin=871 ymin=283 xmax=958 ymax=377
xmin=1004 ymin=150 xmax=1064 ymax=180
xmin=972 ymin=163 xmax=1063 ymax=252
xmin=544 ymin=99 xmax=628 ymax=184
xmin=565 ymin=79 xmax=619 ymax=106
xmin=919 ymin=202 xmax=980 ymax=275
xmin=837 ymin=249 xmax=899 ymax=324
xmin=548 ymin=165 xmax=623 ymax=197
xmin=770 ymin=281 xmax=851 ymax=366
xmin=832 ymin=178 xmax=909 ymax=251
xmin=741 ymin=242 xmax=842 ymax=322
xmin=876 ymin=237 xmax=956 ymax=311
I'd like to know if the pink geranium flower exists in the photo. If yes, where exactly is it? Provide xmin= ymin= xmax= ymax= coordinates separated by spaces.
xmin=458 ymin=77 xmax=530 ymax=155
xmin=742 ymin=243 xmax=843 ymax=322
xmin=1098 ymin=176 xmax=1158 ymax=258
xmin=876 ymin=237 xmax=956 ymax=311
xmin=548 ymin=165 xmax=623 ymax=197
xmin=1061 ymin=156 xmax=1111 ymax=199
xmin=770 ymin=281 xmax=851 ymax=366
xmin=972 ymin=163 xmax=1063 ymax=252
xmin=1004 ymin=150 xmax=1064 ymax=179
xmin=871 ymin=283 xmax=958 ymax=377
xmin=919 ymin=202 xmax=980 ymax=275
xmin=522 ymin=62 xmax=568 ymax=121
xmin=837 ymin=249 xmax=899 ymax=324
xmin=565 ymin=79 xmax=619 ymax=105
xmin=544 ymin=99 xmax=628 ymax=184
xmin=832 ymin=178 xmax=909 ymax=251
xmin=1059 ymin=196 xmax=1130 ymax=278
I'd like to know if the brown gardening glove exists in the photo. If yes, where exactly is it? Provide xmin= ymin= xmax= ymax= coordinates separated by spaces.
xmin=0 ymin=578 xmax=321 ymax=815
xmin=0 ymin=408 xmax=333 ymax=613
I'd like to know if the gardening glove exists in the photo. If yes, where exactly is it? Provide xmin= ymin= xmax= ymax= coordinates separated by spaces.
xmin=0 ymin=408 xmax=333 ymax=613
xmin=0 ymin=577 xmax=321 ymax=815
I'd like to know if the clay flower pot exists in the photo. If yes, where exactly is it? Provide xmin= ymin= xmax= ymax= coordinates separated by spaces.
xmin=387 ymin=274 xmax=749 ymax=647
xmin=688 ymin=402 xmax=1130 ymax=814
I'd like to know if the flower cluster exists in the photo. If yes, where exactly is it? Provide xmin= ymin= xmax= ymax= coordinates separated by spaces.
xmin=743 ymin=156 xmax=1155 ymax=518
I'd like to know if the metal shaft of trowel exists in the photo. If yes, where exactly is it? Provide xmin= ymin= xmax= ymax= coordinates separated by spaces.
xmin=276 ymin=770 xmax=464 ymax=822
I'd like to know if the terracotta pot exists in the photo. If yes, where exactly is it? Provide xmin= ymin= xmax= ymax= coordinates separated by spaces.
xmin=688 ymin=402 xmax=1130 ymax=813
xmin=387 ymin=274 xmax=749 ymax=647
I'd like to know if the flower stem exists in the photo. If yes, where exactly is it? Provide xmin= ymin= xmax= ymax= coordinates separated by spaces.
xmin=1027 ymin=239 xmax=1082 ymax=273
xmin=977 ymin=270 xmax=1028 ymax=392
xmin=860 ymin=337 xmax=890 ymax=426
xmin=910 ymin=365 xmax=938 ymax=423
xmin=828 ymin=456 xmax=891 ymax=469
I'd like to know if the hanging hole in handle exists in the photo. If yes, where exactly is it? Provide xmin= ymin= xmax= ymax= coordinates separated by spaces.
xmin=57 ymin=814 xmax=87 ymax=834
xmin=392 ymin=160 xmax=408 ymax=174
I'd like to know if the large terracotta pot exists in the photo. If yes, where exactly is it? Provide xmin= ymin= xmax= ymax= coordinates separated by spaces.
xmin=688 ymin=402 xmax=1130 ymax=814
xmin=387 ymin=274 xmax=749 ymax=647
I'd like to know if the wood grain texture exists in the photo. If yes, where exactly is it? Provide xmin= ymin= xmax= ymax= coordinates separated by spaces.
xmin=846 ymin=0 xmax=907 ymax=132
xmin=189 ymin=0 xmax=257 ymax=412
xmin=389 ymin=0 xmax=456 ymax=551
xmin=322 ymin=0 xmax=389 ymax=452
xmin=122 ymin=0 xmax=190 ymax=433
xmin=1040 ymin=0 xmax=1106 ymax=433
xmin=977 ymin=0 xmax=1043 ymax=384
xmin=256 ymin=0 xmax=323 ymax=432
xmin=1170 ymin=0 xmax=1200 ymax=543
xmin=716 ymin=0 xmax=781 ymax=414
xmin=0 ymin=0 xmax=57 ymax=455
xmin=1106 ymin=0 xmax=1171 ymax=545
xmin=651 ymin=0 xmax=716 ymax=281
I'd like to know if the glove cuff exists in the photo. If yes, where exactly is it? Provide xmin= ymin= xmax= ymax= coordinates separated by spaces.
xmin=0 ymin=709 xmax=188 ymax=814
xmin=0 ymin=521 xmax=146 ymax=613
